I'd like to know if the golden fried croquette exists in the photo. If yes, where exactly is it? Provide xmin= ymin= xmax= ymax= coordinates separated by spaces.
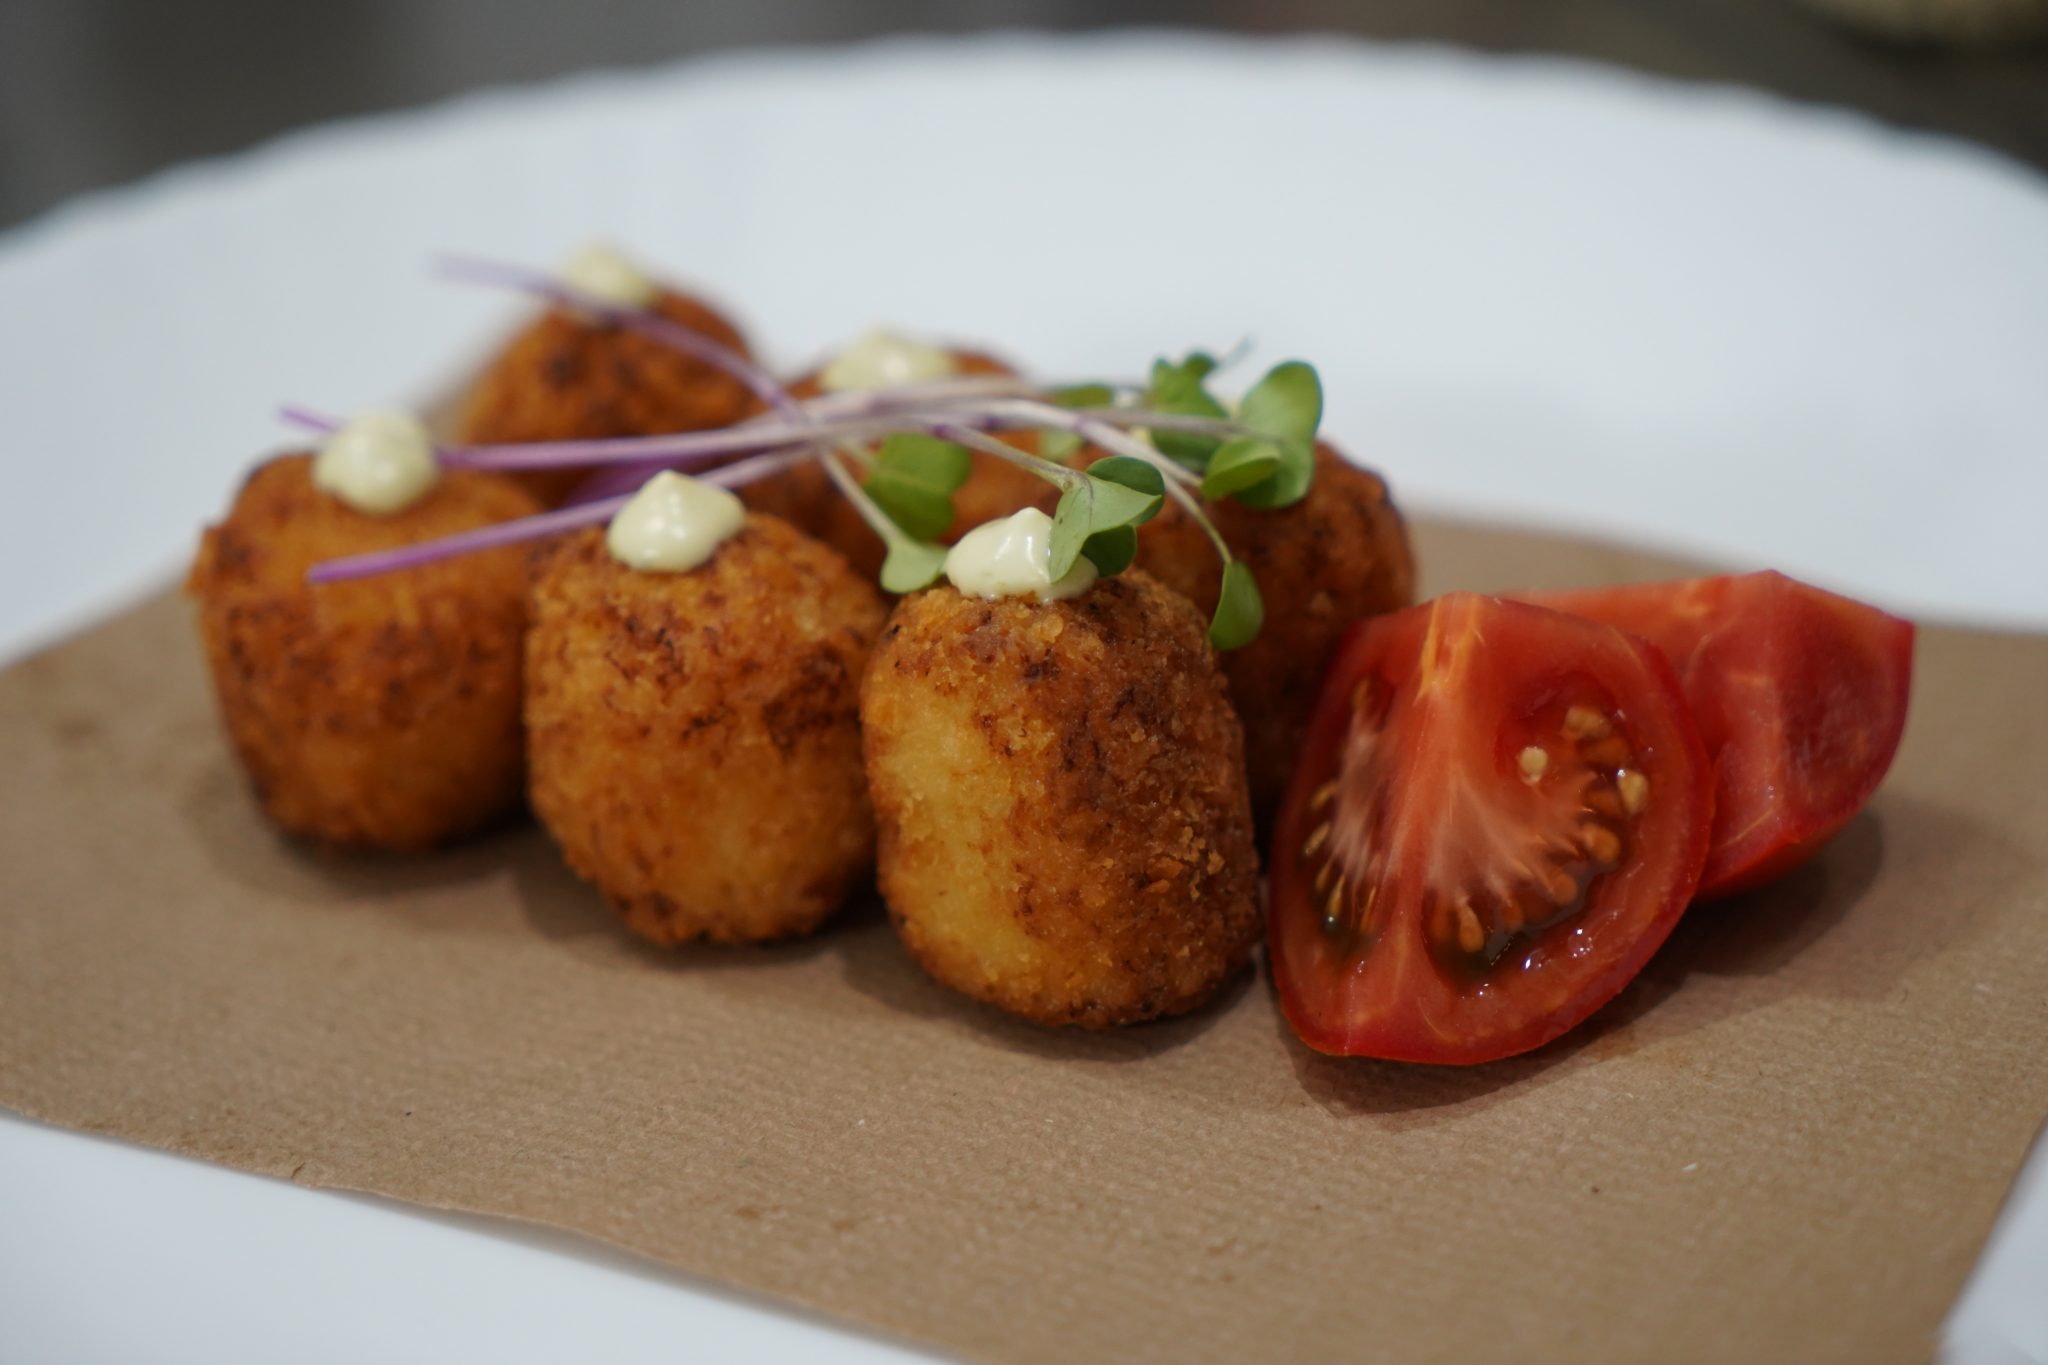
xmin=861 ymin=573 xmax=1260 ymax=1027
xmin=525 ymin=517 xmax=887 ymax=945
xmin=457 ymin=289 xmax=757 ymax=506
xmin=187 ymin=455 xmax=541 ymax=851
xmin=741 ymin=350 xmax=1055 ymax=581
xmin=1118 ymin=442 xmax=1416 ymax=822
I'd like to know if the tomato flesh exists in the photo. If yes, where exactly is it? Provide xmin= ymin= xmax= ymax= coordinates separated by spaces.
xmin=1269 ymin=595 xmax=1713 ymax=1064
xmin=1521 ymin=573 xmax=1913 ymax=900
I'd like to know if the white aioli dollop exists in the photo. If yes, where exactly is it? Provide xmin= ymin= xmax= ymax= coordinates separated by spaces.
xmin=943 ymin=507 xmax=1098 ymax=603
xmin=819 ymin=328 xmax=959 ymax=393
xmin=560 ymin=241 xmax=660 ymax=309
xmin=312 ymin=410 xmax=439 ymax=516
xmin=606 ymin=471 xmax=746 ymax=573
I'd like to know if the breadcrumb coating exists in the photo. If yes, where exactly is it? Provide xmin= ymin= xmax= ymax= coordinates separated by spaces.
xmin=862 ymin=572 xmax=1259 ymax=1027
xmin=457 ymin=288 xmax=757 ymax=506
xmin=187 ymin=454 xmax=540 ymax=851
xmin=525 ymin=517 xmax=886 ymax=945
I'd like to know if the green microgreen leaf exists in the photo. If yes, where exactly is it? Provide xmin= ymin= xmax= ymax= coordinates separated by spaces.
xmin=1047 ymin=474 xmax=1163 ymax=580
xmin=1200 ymin=438 xmax=1281 ymax=500
xmin=1052 ymin=383 xmax=1116 ymax=409
xmin=1238 ymin=361 xmax=1321 ymax=445
xmin=863 ymin=434 xmax=972 ymax=540
xmin=1039 ymin=428 xmax=1083 ymax=463
xmin=1227 ymin=440 xmax=1315 ymax=510
xmin=1086 ymin=456 xmax=1166 ymax=523
xmin=1086 ymin=473 xmax=1165 ymax=530
xmin=1049 ymin=484 xmax=1090 ymax=582
xmin=879 ymin=538 xmax=948 ymax=594
xmin=1080 ymin=526 xmax=1137 ymax=576
xmin=1226 ymin=360 xmax=1322 ymax=510
xmin=1146 ymin=354 xmax=1228 ymax=470
xmin=1209 ymin=560 xmax=1265 ymax=651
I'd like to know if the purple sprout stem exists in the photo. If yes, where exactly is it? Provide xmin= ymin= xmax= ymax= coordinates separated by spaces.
xmin=444 ymin=423 xmax=814 ymax=471
xmin=796 ymin=374 xmax=1039 ymax=417
xmin=278 ymin=405 xmax=343 ymax=435
xmin=306 ymin=496 xmax=628 ymax=584
xmin=816 ymin=443 xmax=907 ymax=549
xmin=434 ymin=253 xmax=800 ymax=421
xmin=698 ymin=447 xmax=810 ymax=489
xmin=984 ymin=399 xmax=1204 ymax=489
xmin=930 ymin=422 xmax=1081 ymax=493
xmin=1069 ymin=408 xmax=1251 ymax=437
xmin=305 ymin=447 xmax=807 ymax=584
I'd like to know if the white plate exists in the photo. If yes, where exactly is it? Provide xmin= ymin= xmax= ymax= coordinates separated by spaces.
xmin=1 ymin=31 xmax=2043 ymax=1365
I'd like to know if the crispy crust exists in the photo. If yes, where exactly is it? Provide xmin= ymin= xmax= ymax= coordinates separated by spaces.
xmin=740 ymin=350 xmax=1055 ymax=581
xmin=1125 ymin=443 xmax=1416 ymax=822
xmin=524 ymin=517 xmax=887 ymax=945
xmin=456 ymin=289 xmax=757 ymax=506
xmin=186 ymin=455 xmax=541 ymax=851
xmin=861 ymin=573 xmax=1260 ymax=1027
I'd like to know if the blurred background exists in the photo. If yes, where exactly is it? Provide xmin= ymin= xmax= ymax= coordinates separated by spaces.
xmin=3 ymin=0 xmax=2045 ymax=229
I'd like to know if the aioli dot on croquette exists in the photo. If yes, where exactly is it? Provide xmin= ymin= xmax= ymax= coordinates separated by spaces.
xmin=457 ymin=288 xmax=758 ymax=507
xmin=741 ymin=350 xmax=1055 ymax=582
xmin=1119 ymin=442 xmax=1416 ymax=823
xmin=861 ymin=572 xmax=1260 ymax=1027
xmin=525 ymin=516 xmax=887 ymax=945
xmin=187 ymin=454 xmax=541 ymax=852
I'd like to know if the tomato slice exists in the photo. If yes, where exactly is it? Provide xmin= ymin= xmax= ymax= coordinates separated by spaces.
xmin=1269 ymin=594 xmax=1713 ymax=1064
xmin=1520 ymin=573 xmax=1913 ymax=900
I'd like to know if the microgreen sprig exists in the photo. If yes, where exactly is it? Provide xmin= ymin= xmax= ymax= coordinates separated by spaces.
xmin=293 ymin=258 xmax=1325 ymax=648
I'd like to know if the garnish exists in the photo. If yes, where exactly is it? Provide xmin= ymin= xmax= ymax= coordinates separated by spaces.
xmin=1225 ymin=360 xmax=1321 ymax=510
xmin=291 ymin=254 xmax=1331 ymax=647
xmin=861 ymin=435 xmax=973 ymax=542
xmin=303 ymin=450 xmax=805 ymax=583
xmin=1144 ymin=352 xmax=1229 ymax=469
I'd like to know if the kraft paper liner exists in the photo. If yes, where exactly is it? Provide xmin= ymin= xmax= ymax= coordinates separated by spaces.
xmin=3 ymin=520 xmax=2043 ymax=1365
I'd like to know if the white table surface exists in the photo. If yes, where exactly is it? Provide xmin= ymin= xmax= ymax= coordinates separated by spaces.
xmin=1 ymin=31 xmax=2043 ymax=1365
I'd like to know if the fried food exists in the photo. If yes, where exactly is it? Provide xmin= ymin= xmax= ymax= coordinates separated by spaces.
xmin=741 ymin=350 xmax=1054 ymax=581
xmin=1123 ymin=442 xmax=1416 ymax=822
xmin=457 ymin=289 xmax=757 ymax=506
xmin=187 ymin=454 xmax=540 ymax=851
xmin=525 ymin=517 xmax=887 ymax=945
xmin=862 ymin=573 xmax=1260 ymax=1027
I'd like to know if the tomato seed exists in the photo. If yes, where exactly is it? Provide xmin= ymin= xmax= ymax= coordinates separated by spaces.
xmin=1563 ymin=705 xmax=1612 ymax=739
xmin=1578 ymin=821 xmax=1623 ymax=865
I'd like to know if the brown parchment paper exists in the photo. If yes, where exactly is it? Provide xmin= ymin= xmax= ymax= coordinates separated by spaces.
xmin=3 ymin=520 xmax=2045 ymax=1365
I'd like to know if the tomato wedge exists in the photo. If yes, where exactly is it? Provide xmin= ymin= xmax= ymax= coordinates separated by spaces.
xmin=1520 ymin=573 xmax=1913 ymax=900
xmin=1269 ymin=594 xmax=1713 ymax=1064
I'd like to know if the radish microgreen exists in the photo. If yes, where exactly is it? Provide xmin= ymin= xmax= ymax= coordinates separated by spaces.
xmin=293 ymin=254 xmax=1335 ymax=648
xmin=862 ymin=434 xmax=972 ymax=542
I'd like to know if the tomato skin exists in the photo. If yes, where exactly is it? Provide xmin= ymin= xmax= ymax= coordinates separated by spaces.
xmin=1269 ymin=595 xmax=1713 ymax=1065
xmin=1521 ymin=573 xmax=1913 ymax=900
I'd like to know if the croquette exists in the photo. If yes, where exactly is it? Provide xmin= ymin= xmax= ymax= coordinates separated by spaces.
xmin=861 ymin=572 xmax=1260 ymax=1027
xmin=457 ymin=289 xmax=758 ymax=506
xmin=187 ymin=455 xmax=541 ymax=851
xmin=525 ymin=516 xmax=887 ymax=945
xmin=741 ymin=350 xmax=1054 ymax=581
xmin=1118 ymin=442 xmax=1415 ymax=822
